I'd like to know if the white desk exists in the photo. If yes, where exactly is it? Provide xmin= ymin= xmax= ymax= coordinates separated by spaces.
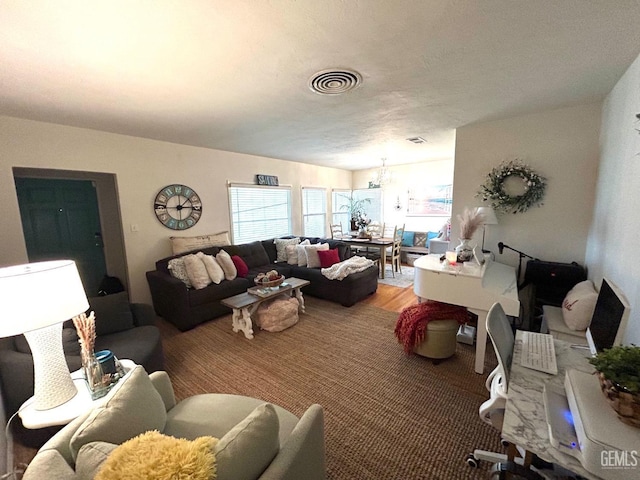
xmin=413 ymin=255 xmax=520 ymax=373
xmin=19 ymin=359 xmax=135 ymax=429
xmin=503 ymin=331 xmax=600 ymax=479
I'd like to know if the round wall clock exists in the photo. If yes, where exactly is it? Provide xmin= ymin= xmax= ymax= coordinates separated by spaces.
xmin=154 ymin=184 xmax=202 ymax=230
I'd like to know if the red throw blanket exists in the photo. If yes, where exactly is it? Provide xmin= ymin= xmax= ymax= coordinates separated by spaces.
xmin=395 ymin=301 xmax=469 ymax=354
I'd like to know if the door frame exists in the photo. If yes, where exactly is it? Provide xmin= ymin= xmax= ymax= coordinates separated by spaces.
xmin=12 ymin=167 xmax=128 ymax=291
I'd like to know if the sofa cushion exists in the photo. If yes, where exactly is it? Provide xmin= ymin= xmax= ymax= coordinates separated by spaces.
xmin=562 ymin=280 xmax=598 ymax=331
xmin=76 ymin=441 xmax=118 ymax=480
xmin=94 ymin=431 xmax=216 ymax=480
xmin=231 ymin=255 xmax=249 ymax=278
xmin=198 ymin=252 xmax=224 ymax=284
xmin=69 ymin=366 xmax=167 ymax=461
xmin=227 ymin=241 xmax=271 ymax=268
xmin=89 ymin=292 xmax=135 ymax=337
xmin=261 ymin=240 xmax=278 ymax=263
xmin=274 ymin=238 xmax=300 ymax=262
xmin=216 ymin=250 xmax=237 ymax=281
xmin=317 ymin=248 xmax=340 ymax=268
xmin=170 ymin=231 xmax=230 ymax=255
xmin=215 ymin=403 xmax=280 ymax=480
xmin=183 ymin=254 xmax=212 ymax=290
xmin=167 ymin=257 xmax=192 ymax=288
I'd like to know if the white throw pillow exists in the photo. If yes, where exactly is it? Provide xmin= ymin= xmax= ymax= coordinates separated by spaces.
xmin=274 ymin=238 xmax=300 ymax=262
xmin=296 ymin=244 xmax=309 ymax=267
xmin=562 ymin=280 xmax=598 ymax=331
xmin=198 ymin=252 xmax=224 ymax=284
xmin=304 ymin=243 xmax=329 ymax=268
xmin=170 ymin=231 xmax=230 ymax=255
xmin=287 ymin=239 xmax=310 ymax=265
xmin=216 ymin=250 xmax=237 ymax=281
xmin=182 ymin=254 xmax=211 ymax=290
xmin=167 ymin=257 xmax=192 ymax=288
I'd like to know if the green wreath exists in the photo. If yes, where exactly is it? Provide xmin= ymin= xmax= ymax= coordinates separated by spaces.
xmin=477 ymin=160 xmax=546 ymax=214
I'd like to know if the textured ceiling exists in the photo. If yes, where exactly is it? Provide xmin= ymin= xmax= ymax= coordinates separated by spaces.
xmin=1 ymin=1 xmax=640 ymax=170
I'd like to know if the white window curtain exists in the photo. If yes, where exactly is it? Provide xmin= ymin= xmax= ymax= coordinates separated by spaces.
xmin=331 ymin=189 xmax=351 ymax=231
xmin=302 ymin=187 xmax=327 ymax=237
xmin=228 ymin=184 xmax=292 ymax=244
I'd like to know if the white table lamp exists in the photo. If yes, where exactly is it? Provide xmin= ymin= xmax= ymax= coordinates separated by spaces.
xmin=0 ymin=260 xmax=89 ymax=410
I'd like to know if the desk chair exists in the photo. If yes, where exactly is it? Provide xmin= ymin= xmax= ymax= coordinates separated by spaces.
xmin=467 ymin=303 xmax=546 ymax=480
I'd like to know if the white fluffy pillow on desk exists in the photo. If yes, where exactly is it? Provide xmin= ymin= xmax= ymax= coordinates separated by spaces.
xmin=562 ymin=280 xmax=598 ymax=331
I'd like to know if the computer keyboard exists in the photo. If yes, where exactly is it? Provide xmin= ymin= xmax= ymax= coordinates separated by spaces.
xmin=520 ymin=331 xmax=558 ymax=375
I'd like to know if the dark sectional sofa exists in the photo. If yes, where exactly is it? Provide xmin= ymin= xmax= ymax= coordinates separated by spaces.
xmin=146 ymin=236 xmax=379 ymax=331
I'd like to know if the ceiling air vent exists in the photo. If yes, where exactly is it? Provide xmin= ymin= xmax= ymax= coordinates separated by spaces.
xmin=308 ymin=69 xmax=362 ymax=95
xmin=407 ymin=137 xmax=427 ymax=144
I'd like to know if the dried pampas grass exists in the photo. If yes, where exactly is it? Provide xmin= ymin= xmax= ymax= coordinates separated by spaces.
xmin=457 ymin=207 xmax=486 ymax=240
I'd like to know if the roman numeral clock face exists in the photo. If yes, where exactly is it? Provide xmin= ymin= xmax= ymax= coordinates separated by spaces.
xmin=154 ymin=184 xmax=202 ymax=230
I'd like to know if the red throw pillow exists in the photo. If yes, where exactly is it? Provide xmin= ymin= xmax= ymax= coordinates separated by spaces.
xmin=317 ymin=248 xmax=340 ymax=268
xmin=231 ymin=255 xmax=249 ymax=278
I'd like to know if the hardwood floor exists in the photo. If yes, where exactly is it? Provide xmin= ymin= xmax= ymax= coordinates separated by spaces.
xmin=363 ymin=283 xmax=418 ymax=313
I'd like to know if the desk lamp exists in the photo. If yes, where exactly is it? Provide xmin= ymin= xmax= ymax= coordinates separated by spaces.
xmin=0 ymin=260 xmax=89 ymax=410
xmin=477 ymin=207 xmax=498 ymax=253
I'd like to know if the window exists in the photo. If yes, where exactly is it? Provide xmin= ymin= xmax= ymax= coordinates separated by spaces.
xmin=331 ymin=189 xmax=351 ymax=230
xmin=354 ymin=188 xmax=382 ymax=223
xmin=302 ymin=187 xmax=326 ymax=237
xmin=228 ymin=184 xmax=292 ymax=244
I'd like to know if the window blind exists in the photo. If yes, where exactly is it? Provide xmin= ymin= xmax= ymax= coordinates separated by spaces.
xmin=228 ymin=185 xmax=292 ymax=244
xmin=302 ymin=187 xmax=326 ymax=237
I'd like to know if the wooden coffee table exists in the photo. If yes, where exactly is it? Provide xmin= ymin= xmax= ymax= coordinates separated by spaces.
xmin=220 ymin=277 xmax=310 ymax=339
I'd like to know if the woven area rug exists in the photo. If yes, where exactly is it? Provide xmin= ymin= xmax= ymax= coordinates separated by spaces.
xmin=159 ymin=297 xmax=501 ymax=479
xmin=378 ymin=265 xmax=414 ymax=288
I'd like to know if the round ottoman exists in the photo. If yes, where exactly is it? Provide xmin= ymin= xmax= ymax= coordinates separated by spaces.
xmin=413 ymin=319 xmax=459 ymax=363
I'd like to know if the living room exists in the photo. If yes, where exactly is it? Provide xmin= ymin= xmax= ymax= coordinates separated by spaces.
xmin=2 ymin=2 xmax=640 ymax=479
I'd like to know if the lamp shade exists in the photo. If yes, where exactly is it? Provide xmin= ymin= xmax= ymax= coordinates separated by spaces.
xmin=477 ymin=207 xmax=498 ymax=225
xmin=0 ymin=260 xmax=89 ymax=337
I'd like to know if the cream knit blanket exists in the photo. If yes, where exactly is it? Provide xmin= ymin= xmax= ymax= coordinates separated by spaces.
xmin=321 ymin=256 xmax=374 ymax=280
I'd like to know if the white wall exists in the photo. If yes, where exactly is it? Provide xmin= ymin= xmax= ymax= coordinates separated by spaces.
xmin=453 ymin=103 xmax=602 ymax=278
xmin=352 ymin=159 xmax=454 ymax=233
xmin=0 ymin=116 xmax=352 ymax=304
xmin=586 ymin=53 xmax=640 ymax=345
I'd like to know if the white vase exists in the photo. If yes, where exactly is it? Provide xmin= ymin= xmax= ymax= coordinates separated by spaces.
xmin=455 ymin=238 xmax=474 ymax=263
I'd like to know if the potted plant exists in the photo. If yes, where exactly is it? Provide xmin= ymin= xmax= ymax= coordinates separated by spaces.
xmin=339 ymin=195 xmax=371 ymax=231
xmin=589 ymin=345 xmax=640 ymax=427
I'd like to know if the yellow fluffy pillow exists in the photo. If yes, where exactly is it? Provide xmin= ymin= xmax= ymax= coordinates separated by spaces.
xmin=95 ymin=430 xmax=217 ymax=480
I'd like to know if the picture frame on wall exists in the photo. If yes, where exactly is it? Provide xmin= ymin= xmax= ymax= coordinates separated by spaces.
xmin=407 ymin=184 xmax=452 ymax=216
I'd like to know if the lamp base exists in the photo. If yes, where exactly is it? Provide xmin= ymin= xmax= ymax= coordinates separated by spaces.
xmin=24 ymin=323 xmax=77 ymax=410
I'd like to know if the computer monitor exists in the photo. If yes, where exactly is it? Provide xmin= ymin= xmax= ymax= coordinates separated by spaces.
xmin=586 ymin=278 xmax=630 ymax=355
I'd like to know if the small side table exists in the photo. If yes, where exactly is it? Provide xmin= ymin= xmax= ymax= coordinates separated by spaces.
xmin=18 ymin=359 xmax=136 ymax=429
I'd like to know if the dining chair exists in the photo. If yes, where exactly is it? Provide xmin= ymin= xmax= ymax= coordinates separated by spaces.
xmin=330 ymin=223 xmax=344 ymax=239
xmin=389 ymin=224 xmax=404 ymax=278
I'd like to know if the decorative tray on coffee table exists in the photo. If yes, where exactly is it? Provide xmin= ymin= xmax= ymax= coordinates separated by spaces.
xmin=247 ymin=282 xmax=290 ymax=298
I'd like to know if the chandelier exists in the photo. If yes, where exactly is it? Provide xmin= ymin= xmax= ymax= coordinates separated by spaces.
xmin=372 ymin=158 xmax=392 ymax=186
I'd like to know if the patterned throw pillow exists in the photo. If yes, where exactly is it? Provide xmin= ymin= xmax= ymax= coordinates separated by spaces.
xmin=274 ymin=238 xmax=300 ymax=262
xmin=168 ymin=258 xmax=192 ymax=288
xmin=413 ymin=232 xmax=427 ymax=247
xmin=562 ymin=280 xmax=598 ymax=331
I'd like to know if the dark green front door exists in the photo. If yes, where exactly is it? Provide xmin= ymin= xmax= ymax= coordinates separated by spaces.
xmin=15 ymin=177 xmax=107 ymax=296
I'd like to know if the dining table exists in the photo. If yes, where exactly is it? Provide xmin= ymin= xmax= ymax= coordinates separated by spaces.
xmin=339 ymin=237 xmax=394 ymax=278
